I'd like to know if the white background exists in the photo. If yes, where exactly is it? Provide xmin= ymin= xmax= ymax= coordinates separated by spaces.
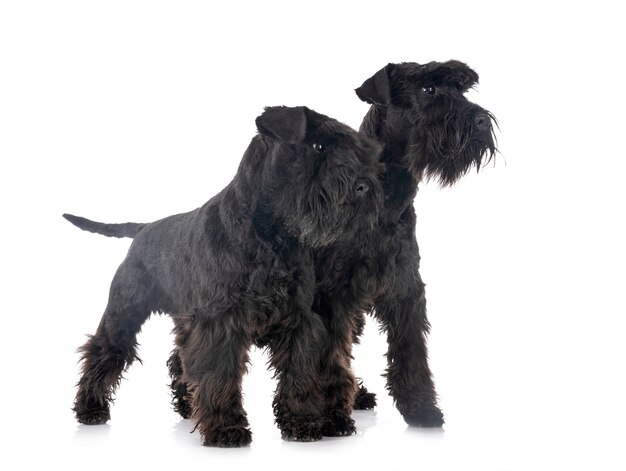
xmin=1 ymin=1 xmax=625 ymax=470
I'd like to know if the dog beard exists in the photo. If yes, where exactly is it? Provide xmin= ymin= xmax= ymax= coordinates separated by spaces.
xmin=407 ymin=109 xmax=497 ymax=186
xmin=280 ymin=161 xmax=383 ymax=248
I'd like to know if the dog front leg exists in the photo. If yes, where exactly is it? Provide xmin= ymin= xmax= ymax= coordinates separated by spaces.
xmin=269 ymin=313 xmax=327 ymax=442
xmin=317 ymin=305 xmax=358 ymax=436
xmin=181 ymin=317 xmax=252 ymax=447
xmin=375 ymin=273 xmax=444 ymax=427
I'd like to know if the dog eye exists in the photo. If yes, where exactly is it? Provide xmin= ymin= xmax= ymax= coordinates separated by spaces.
xmin=312 ymin=143 xmax=325 ymax=153
xmin=422 ymin=85 xmax=436 ymax=96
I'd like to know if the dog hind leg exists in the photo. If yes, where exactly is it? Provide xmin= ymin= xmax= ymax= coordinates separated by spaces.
xmin=351 ymin=312 xmax=377 ymax=410
xmin=353 ymin=381 xmax=377 ymax=410
xmin=73 ymin=261 xmax=156 ymax=425
xmin=166 ymin=316 xmax=193 ymax=418
xmin=167 ymin=348 xmax=192 ymax=419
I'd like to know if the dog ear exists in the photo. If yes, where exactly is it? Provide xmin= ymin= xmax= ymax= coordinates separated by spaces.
xmin=256 ymin=106 xmax=308 ymax=143
xmin=355 ymin=64 xmax=394 ymax=105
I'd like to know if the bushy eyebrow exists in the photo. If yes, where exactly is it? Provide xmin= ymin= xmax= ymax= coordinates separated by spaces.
xmin=317 ymin=121 xmax=356 ymax=145
xmin=416 ymin=70 xmax=474 ymax=90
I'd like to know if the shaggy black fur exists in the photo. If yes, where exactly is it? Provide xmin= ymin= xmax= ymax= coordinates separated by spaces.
xmin=66 ymin=105 xmax=382 ymax=446
xmin=312 ymin=60 xmax=497 ymax=428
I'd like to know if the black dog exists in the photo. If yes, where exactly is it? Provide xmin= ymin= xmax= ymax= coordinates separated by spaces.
xmin=65 ymin=106 xmax=382 ymax=446
xmin=312 ymin=60 xmax=497 ymax=427
xmin=166 ymin=61 xmax=497 ymax=433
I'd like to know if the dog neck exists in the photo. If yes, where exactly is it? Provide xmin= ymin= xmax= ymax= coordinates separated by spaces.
xmin=214 ymin=137 xmax=269 ymax=242
xmin=219 ymin=136 xmax=296 ymax=249
xmin=360 ymin=105 xmax=419 ymax=221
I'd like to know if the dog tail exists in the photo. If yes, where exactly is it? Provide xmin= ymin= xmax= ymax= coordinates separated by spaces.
xmin=63 ymin=213 xmax=147 ymax=238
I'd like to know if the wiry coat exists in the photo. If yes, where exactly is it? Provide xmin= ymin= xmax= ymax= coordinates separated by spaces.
xmin=312 ymin=60 xmax=497 ymax=427
xmin=67 ymin=106 xmax=382 ymax=446
xmin=167 ymin=60 xmax=497 ymax=433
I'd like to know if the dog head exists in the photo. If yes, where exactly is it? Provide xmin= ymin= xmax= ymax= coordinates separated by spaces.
xmin=253 ymin=106 xmax=382 ymax=248
xmin=356 ymin=60 xmax=497 ymax=186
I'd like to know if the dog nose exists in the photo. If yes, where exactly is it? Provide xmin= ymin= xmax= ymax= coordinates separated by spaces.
xmin=355 ymin=180 xmax=369 ymax=196
xmin=474 ymin=113 xmax=491 ymax=131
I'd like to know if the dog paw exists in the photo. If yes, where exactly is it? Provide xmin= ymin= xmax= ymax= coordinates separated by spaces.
xmin=322 ymin=411 xmax=356 ymax=437
xmin=172 ymin=396 xmax=192 ymax=419
xmin=403 ymin=405 xmax=444 ymax=428
xmin=75 ymin=406 xmax=111 ymax=425
xmin=280 ymin=419 xmax=323 ymax=442
xmin=353 ymin=387 xmax=377 ymax=410
xmin=202 ymin=425 xmax=252 ymax=447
